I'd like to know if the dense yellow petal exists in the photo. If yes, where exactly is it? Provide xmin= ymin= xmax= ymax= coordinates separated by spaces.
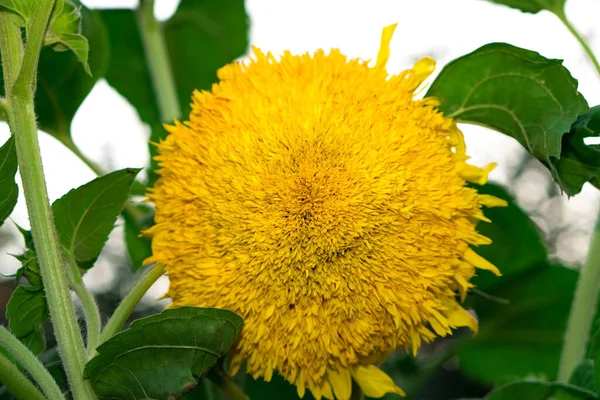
xmin=148 ymin=23 xmax=505 ymax=400
xmin=329 ymin=368 xmax=352 ymax=400
xmin=352 ymin=365 xmax=405 ymax=398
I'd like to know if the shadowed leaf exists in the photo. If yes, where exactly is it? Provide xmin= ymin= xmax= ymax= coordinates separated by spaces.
xmin=84 ymin=307 xmax=243 ymax=400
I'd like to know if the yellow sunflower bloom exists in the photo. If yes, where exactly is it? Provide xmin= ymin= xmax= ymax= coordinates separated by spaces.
xmin=146 ymin=24 xmax=507 ymax=400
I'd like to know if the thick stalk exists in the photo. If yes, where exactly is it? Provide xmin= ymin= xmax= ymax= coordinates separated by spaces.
xmin=558 ymin=216 xmax=600 ymax=381
xmin=0 ymin=13 xmax=23 ymax=97
xmin=554 ymin=9 xmax=600 ymax=79
xmin=1 ymin=1 xmax=96 ymax=398
xmin=136 ymin=0 xmax=181 ymax=122
xmin=0 ymin=326 xmax=64 ymax=400
xmin=0 ymin=351 xmax=47 ymax=400
xmin=69 ymin=253 xmax=101 ymax=354
xmin=101 ymin=263 xmax=166 ymax=342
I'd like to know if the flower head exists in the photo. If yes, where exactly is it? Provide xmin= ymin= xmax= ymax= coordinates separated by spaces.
xmin=146 ymin=24 xmax=507 ymax=399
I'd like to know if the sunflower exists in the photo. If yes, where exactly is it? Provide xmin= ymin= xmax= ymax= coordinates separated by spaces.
xmin=146 ymin=24 xmax=506 ymax=400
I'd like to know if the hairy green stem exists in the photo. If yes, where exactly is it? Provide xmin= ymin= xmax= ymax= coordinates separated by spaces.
xmin=558 ymin=217 xmax=600 ymax=381
xmin=0 ymin=14 xmax=23 ymax=98
xmin=68 ymin=253 xmax=101 ymax=355
xmin=101 ymin=263 xmax=166 ymax=342
xmin=136 ymin=0 xmax=181 ymax=121
xmin=0 ymin=326 xmax=64 ymax=400
xmin=0 ymin=351 xmax=47 ymax=400
xmin=554 ymin=9 xmax=600 ymax=79
xmin=0 ymin=1 xmax=96 ymax=398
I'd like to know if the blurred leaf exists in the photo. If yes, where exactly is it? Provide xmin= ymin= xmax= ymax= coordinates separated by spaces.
xmin=84 ymin=307 xmax=244 ymax=400
xmin=545 ymin=106 xmax=600 ymax=196
xmin=427 ymin=43 xmax=588 ymax=194
xmin=485 ymin=379 xmax=597 ymax=400
xmin=569 ymin=360 xmax=595 ymax=393
xmin=459 ymin=265 xmax=577 ymax=383
xmin=44 ymin=0 xmax=91 ymax=74
xmin=164 ymin=0 xmax=249 ymax=118
xmin=485 ymin=0 xmax=565 ymax=14
xmin=35 ymin=6 xmax=107 ymax=140
xmin=5 ymin=286 xmax=48 ymax=355
xmin=52 ymin=168 xmax=140 ymax=268
xmin=471 ymin=183 xmax=547 ymax=291
xmin=0 ymin=136 xmax=18 ymax=226
xmin=100 ymin=0 xmax=248 ymax=185
xmin=123 ymin=203 xmax=153 ymax=271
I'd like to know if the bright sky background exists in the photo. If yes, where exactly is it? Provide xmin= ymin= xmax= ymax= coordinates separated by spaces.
xmin=0 ymin=0 xmax=598 ymax=295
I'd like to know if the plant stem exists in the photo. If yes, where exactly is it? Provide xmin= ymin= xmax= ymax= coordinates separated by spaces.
xmin=0 ymin=14 xmax=23 ymax=98
xmin=0 ymin=326 xmax=64 ymax=400
xmin=558 ymin=215 xmax=600 ymax=381
xmin=554 ymin=9 xmax=600 ymax=79
xmin=101 ymin=263 xmax=166 ymax=342
xmin=1 ymin=1 xmax=96 ymax=398
xmin=207 ymin=367 xmax=251 ymax=400
xmin=68 ymin=252 xmax=101 ymax=355
xmin=0 ymin=351 xmax=47 ymax=400
xmin=136 ymin=0 xmax=181 ymax=122
xmin=58 ymin=135 xmax=104 ymax=176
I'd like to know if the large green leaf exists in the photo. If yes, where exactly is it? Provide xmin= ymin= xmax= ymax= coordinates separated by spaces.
xmin=0 ymin=136 xmax=18 ymax=226
xmin=100 ymin=0 xmax=248 ymax=185
xmin=546 ymin=106 xmax=600 ymax=195
xmin=52 ymin=168 xmax=140 ymax=268
xmin=485 ymin=379 xmax=597 ymax=400
xmin=485 ymin=0 xmax=565 ymax=14
xmin=471 ymin=183 xmax=547 ymax=291
xmin=427 ymin=43 xmax=588 ymax=194
xmin=84 ymin=307 xmax=244 ymax=400
xmin=459 ymin=265 xmax=577 ymax=383
xmin=5 ymin=286 xmax=48 ymax=355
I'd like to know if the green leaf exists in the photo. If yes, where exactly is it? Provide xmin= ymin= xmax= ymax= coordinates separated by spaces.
xmin=84 ymin=307 xmax=244 ymax=400
xmin=100 ymin=0 xmax=248 ymax=185
xmin=485 ymin=379 xmax=597 ymax=400
xmin=471 ymin=183 xmax=547 ymax=291
xmin=545 ymin=106 xmax=600 ymax=196
xmin=123 ymin=204 xmax=153 ymax=271
xmin=459 ymin=265 xmax=578 ymax=383
xmin=427 ymin=43 xmax=588 ymax=194
xmin=5 ymin=286 xmax=48 ymax=355
xmin=44 ymin=0 xmax=91 ymax=74
xmin=569 ymin=360 xmax=595 ymax=393
xmin=52 ymin=168 xmax=140 ymax=268
xmin=485 ymin=0 xmax=565 ymax=14
xmin=0 ymin=136 xmax=18 ymax=226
